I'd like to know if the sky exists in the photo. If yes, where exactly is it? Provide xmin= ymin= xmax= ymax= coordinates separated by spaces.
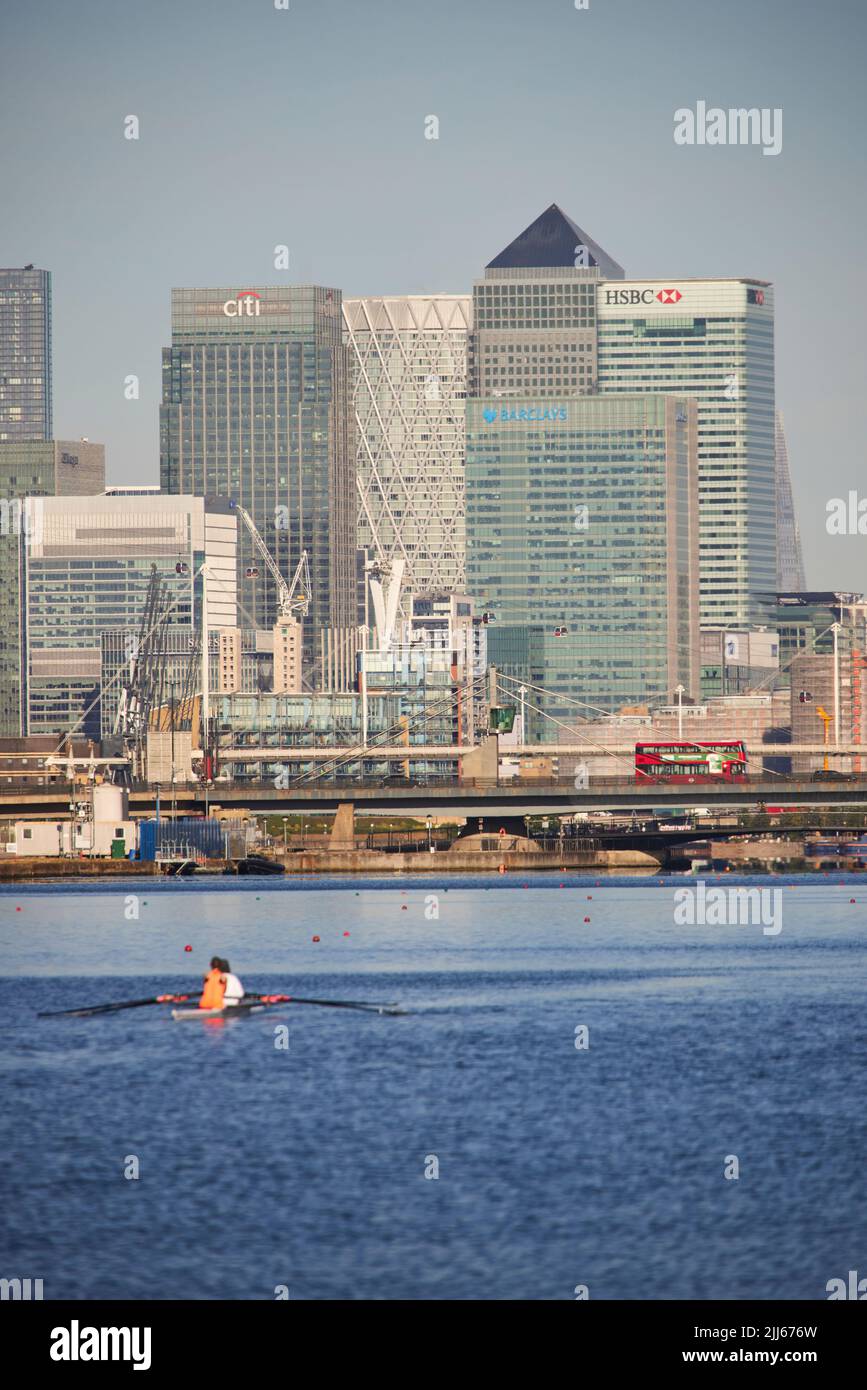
xmin=2 ymin=0 xmax=866 ymax=590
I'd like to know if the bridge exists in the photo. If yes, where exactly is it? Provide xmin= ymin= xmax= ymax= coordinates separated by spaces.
xmin=3 ymin=777 xmax=867 ymax=820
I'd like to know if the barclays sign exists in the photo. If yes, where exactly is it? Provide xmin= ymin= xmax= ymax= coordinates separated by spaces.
xmin=482 ymin=405 xmax=567 ymax=424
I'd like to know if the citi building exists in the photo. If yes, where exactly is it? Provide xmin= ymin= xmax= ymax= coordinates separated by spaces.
xmin=160 ymin=286 xmax=357 ymax=667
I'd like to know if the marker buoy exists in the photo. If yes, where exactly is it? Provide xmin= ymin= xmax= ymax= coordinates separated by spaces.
xmin=401 ymin=905 xmax=407 ymax=911
xmin=343 ymin=931 xmax=350 ymax=936
xmin=850 ymin=898 xmax=856 ymax=904
xmin=15 ymin=906 xmax=21 ymax=912
xmin=184 ymin=945 xmax=192 ymax=952
xmin=312 ymin=935 xmax=320 ymax=942
xmin=584 ymin=916 xmax=591 ymax=923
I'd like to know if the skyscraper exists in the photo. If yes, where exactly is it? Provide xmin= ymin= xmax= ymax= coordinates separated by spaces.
xmin=596 ymin=278 xmax=776 ymax=627
xmin=159 ymin=286 xmax=356 ymax=667
xmin=0 ymin=440 xmax=105 ymax=735
xmin=470 ymin=203 xmax=624 ymax=398
xmin=465 ymin=395 xmax=700 ymax=732
xmin=775 ymin=411 xmax=805 ymax=590
xmin=0 ymin=266 xmax=52 ymax=443
xmin=465 ymin=208 xmax=699 ymax=732
xmin=344 ymin=295 xmax=470 ymax=592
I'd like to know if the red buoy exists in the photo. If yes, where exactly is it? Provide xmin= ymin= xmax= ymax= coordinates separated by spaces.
xmin=312 ymin=935 xmax=320 ymax=942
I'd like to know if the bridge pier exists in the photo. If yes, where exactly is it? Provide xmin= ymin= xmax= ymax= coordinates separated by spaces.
xmin=330 ymin=802 xmax=355 ymax=849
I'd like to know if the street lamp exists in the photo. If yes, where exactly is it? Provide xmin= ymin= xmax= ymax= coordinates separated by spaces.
xmin=426 ymin=814 xmax=433 ymax=852
xmin=675 ymin=684 xmax=685 ymax=740
xmin=282 ymin=815 xmax=288 ymax=850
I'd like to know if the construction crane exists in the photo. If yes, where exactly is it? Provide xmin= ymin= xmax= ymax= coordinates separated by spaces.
xmin=231 ymin=502 xmax=311 ymax=620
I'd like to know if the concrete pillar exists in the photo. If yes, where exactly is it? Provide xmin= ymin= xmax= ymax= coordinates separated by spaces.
xmin=331 ymin=802 xmax=355 ymax=848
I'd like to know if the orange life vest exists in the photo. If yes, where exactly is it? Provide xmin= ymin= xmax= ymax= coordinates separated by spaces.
xmin=199 ymin=968 xmax=225 ymax=1009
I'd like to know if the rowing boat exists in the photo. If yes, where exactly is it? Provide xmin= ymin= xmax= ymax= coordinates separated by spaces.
xmin=171 ymin=1001 xmax=285 ymax=1021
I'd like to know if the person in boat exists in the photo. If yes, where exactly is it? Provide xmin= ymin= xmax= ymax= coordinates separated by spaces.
xmin=199 ymin=957 xmax=226 ymax=1010
xmin=219 ymin=958 xmax=245 ymax=1007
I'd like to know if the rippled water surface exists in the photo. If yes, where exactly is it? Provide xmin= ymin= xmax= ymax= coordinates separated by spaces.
xmin=1 ymin=875 xmax=865 ymax=1299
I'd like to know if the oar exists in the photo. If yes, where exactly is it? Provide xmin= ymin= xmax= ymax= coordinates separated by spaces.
xmin=253 ymin=994 xmax=407 ymax=1016
xmin=38 ymin=994 xmax=190 ymax=1019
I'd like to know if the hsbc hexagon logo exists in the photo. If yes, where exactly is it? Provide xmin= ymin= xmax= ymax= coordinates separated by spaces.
xmin=656 ymin=288 xmax=682 ymax=304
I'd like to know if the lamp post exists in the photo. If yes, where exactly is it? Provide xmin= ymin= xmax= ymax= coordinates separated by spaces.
xmin=282 ymin=815 xmax=288 ymax=851
xmin=426 ymin=814 xmax=433 ymax=853
xmin=675 ymin=684 xmax=685 ymax=741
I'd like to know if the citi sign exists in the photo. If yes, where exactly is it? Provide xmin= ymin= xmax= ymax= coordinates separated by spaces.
xmin=223 ymin=290 xmax=261 ymax=317
xmin=604 ymin=288 xmax=683 ymax=305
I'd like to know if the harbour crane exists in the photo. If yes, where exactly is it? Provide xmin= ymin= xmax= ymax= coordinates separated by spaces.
xmin=230 ymin=502 xmax=311 ymax=620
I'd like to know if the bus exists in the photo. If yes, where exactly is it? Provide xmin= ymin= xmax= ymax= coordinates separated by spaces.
xmin=635 ymin=741 xmax=747 ymax=783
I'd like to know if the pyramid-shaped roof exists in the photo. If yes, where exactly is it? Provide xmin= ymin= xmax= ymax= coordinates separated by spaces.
xmin=486 ymin=203 xmax=624 ymax=277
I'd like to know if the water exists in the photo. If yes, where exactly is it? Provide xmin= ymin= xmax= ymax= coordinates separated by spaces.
xmin=1 ymin=874 xmax=865 ymax=1300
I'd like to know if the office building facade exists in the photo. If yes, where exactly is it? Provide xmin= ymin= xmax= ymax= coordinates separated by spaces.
xmin=774 ymin=411 xmax=805 ymax=591
xmin=470 ymin=203 xmax=624 ymax=399
xmin=0 ymin=267 xmax=52 ymax=443
xmin=23 ymin=494 xmax=236 ymax=739
xmin=344 ymin=295 xmax=470 ymax=593
xmin=465 ymin=394 xmax=700 ymax=735
xmin=596 ymin=278 xmax=776 ymax=627
xmin=0 ymin=440 xmax=105 ymax=735
xmin=159 ymin=286 xmax=356 ymax=665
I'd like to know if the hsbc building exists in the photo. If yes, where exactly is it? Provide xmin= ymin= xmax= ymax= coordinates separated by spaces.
xmin=596 ymin=278 xmax=775 ymax=629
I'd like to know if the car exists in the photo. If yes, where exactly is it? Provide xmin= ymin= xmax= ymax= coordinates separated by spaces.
xmin=810 ymin=769 xmax=857 ymax=782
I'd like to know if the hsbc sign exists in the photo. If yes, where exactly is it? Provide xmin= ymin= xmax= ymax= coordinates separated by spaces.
xmin=604 ymin=287 xmax=683 ymax=306
xmin=223 ymin=290 xmax=261 ymax=317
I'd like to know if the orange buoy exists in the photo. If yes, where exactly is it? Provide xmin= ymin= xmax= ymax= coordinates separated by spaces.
xmin=312 ymin=935 xmax=320 ymax=942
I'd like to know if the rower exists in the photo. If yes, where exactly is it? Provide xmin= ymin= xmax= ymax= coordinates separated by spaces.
xmin=199 ymin=957 xmax=226 ymax=1010
xmin=220 ymin=958 xmax=245 ymax=1007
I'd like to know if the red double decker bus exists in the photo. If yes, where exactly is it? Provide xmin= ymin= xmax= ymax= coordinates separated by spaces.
xmin=635 ymin=741 xmax=748 ymax=783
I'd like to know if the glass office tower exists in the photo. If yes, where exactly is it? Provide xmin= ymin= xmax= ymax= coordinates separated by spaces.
xmin=596 ymin=279 xmax=776 ymax=628
xmin=0 ymin=267 xmax=52 ymax=443
xmin=160 ymin=287 xmax=356 ymax=667
xmin=465 ymin=394 xmax=700 ymax=736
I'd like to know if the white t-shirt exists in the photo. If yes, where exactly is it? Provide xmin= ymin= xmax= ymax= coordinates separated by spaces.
xmin=222 ymin=972 xmax=245 ymax=1005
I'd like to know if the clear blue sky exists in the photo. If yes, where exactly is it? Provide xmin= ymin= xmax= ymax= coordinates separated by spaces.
xmin=2 ymin=0 xmax=865 ymax=589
